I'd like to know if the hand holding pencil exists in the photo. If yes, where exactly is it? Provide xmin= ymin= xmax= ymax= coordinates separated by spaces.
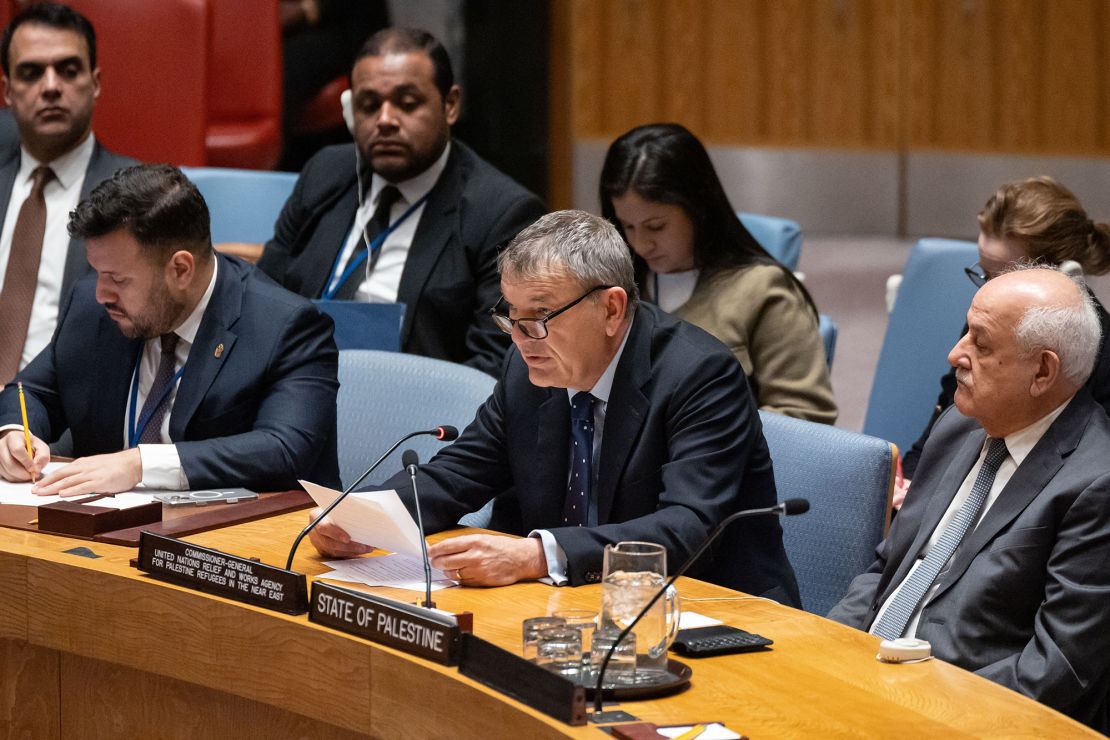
xmin=0 ymin=384 xmax=50 ymax=483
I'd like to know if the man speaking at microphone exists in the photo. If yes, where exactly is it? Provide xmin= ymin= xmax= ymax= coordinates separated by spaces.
xmin=309 ymin=210 xmax=799 ymax=604
xmin=0 ymin=164 xmax=340 ymax=494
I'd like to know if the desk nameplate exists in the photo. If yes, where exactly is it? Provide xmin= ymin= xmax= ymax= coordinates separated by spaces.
xmin=309 ymin=580 xmax=471 ymax=665
xmin=135 ymin=531 xmax=308 ymax=615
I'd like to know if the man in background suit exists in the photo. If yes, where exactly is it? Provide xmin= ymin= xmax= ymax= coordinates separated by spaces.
xmin=309 ymin=210 xmax=800 ymax=604
xmin=829 ymin=267 xmax=1110 ymax=732
xmin=0 ymin=164 xmax=340 ymax=495
xmin=258 ymin=27 xmax=545 ymax=377
xmin=0 ymin=3 xmax=137 ymax=383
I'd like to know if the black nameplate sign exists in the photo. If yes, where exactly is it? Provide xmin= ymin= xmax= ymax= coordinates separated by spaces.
xmin=458 ymin=633 xmax=587 ymax=726
xmin=309 ymin=580 xmax=466 ymax=665
xmin=136 ymin=531 xmax=308 ymax=615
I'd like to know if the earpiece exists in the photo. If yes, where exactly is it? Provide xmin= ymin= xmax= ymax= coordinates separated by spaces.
xmin=340 ymin=89 xmax=355 ymax=136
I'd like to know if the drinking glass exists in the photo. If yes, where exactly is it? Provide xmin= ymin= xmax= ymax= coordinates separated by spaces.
xmin=553 ymin=608 xmax=597 ymax=667
xmin=535 ymin=626 xmax=582 ymax=680
xmin=522 ymin=615 xmax=565 ymax=661
xmin=590 ymin=628 xmax=637 ymax=685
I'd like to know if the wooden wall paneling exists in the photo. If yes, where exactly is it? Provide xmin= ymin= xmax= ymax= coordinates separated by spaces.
xmin=1040 ymin=0 xmax=1100 ymax=153
xmin=933 ymin=0 xmax=994 ymax=149
xmin=549 ymin=0 xmax=574 ymax=209
xmin=704 ymin=0 xmax=762 ymax=143
xmin=570 ymin=0 xmax=605 ymax=137
xmin=603 ymin=0 xmax=664 ymax=135
xmin=810 ymin=0 xmax=867 ymax=146
xmin=0 ymin=641 xmax=60 ymax=740
xmin=993 ymin=0 xmax=1042 ymax=151
xmin=659 ymin=0 xmax=707 ymax=135
xmin=763 ymin=0 xmax=811 ymax=143
xmin=865 ymin=0 xmax=902 ymax=147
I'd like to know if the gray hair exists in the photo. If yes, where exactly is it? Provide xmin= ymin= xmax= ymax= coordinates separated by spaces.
xmin=498 ymin=210 xmax=639 ymax=305
xmin=1007 ymin=265 xmax=1102 ymax=386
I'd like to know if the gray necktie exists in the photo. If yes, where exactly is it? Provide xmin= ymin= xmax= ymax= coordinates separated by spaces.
xmin=872 ymin=437 xmax=1008 ymax=640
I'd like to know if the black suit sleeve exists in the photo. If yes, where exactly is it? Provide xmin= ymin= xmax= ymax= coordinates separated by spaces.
xmin=973 ymin=473 xmax=1110 ymax=716
xmin=460 ymin=192 xmax=545 ymax=377
xmin=258 ymin=161 xmax=316 ymax=285
xmin=175 ymin=303 xmax=339 ymax=490
xmin=0 ymin=285 xmax=78 ymax=442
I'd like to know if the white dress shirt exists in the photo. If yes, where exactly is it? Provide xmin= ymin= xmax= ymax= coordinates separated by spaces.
xmin=531 ymin=322 xmax=633 ymax=584
xmin=871 ymin=400 xmax=1070 ymax=638
xmin=124 ymin=259 xmax=220 ymax=490
xmin=326 ymin=142 xmax=451 ymax=302
xmin=0 ymin=134 xmax=95 ymax=369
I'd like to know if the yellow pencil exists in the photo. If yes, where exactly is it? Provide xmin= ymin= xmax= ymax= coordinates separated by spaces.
xmin=17 ymin=382 xmax=35 ymax=482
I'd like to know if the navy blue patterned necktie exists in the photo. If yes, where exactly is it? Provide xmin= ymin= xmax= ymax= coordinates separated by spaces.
xmin=563 ymin=392 xmax=595 ymax=527
xmin=873 ymin=436 xmax=1008 ymax=640
xmin=136 ymin=333 xmax=179 ymax=445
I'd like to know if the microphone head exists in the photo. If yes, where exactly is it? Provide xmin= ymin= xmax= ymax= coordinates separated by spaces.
xmin=436 ymin=425 xmax=459 ymax=441
xmin=401 ymin=449 xmax=420 ymax=469
xmin=783 ymin=498 xmax=810 ymax=515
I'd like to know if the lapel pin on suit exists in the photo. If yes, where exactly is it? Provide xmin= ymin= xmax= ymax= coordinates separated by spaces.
xmin=214 ymin=343 xmax=224 ymax=359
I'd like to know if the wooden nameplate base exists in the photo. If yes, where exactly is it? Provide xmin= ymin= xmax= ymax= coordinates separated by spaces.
xmin=38 ymin=498 xmax=162 ymax=538
xmin=309 ymin=580 xmax=473 ymax=665
xmin=134 ymin=531 xmax=308 ymax=615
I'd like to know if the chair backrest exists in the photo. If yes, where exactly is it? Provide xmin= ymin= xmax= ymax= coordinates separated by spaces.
xmin=818 ymin=313 xmax=837 ymax=368
xmin=738 ymin=212 xmax=802 ymax=271
xmin=181 ymin=167 xmax=297 ymax=243
xmin=69 ymin=0 xmax=210 ymax=165
xmin=863 ymin=238 xmax=978 ymax=453
xmin=336 ymin=350 xmax=495 ymax=489
xmin=314 ymin=301 xmax=405 ymax=351
xmin=760 ymin=410 xmax=895 ymax=615
xmin=205 ymin=0 xmax=282 ymax=168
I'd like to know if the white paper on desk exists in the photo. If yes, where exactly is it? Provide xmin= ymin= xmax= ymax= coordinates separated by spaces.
xmin=319 ymin=553 xmax=457 ymax=591
xmin=679 ymin=611 xmax=724 ymax=630
xmin=79 ymin=493 xmax=154 ymax=510
xmin=0 ymin=462 xmax=70 ymax=506
xmin=300 ymin=480 xmax=424 ymax=557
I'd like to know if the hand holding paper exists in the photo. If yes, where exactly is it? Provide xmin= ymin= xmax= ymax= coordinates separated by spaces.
xmin=301 ymin=480 xmax=426 ymax=559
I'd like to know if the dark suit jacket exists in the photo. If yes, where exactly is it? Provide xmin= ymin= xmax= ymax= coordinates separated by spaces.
xmin=828 ymin=391 xmax=1110 ymax=732
xmin=257 ymin=140 xmax=546 ymax=376
xmin=0 ymin=137 xmax=139 ymax=301
xmin=903 ymin=293 xmax=1110 ymax=477
xmin=0 ymin=254 xmax=341 ymax=491
xmin=378 ymin=303 xmax=801 ymax=604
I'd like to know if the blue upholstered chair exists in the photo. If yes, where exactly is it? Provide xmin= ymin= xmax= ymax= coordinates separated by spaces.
xmin=863 ymin=238 xmax=978 ymax=455
xmin=818 ymin=313 xmax=838 ymax=368
xmin=760 ymin=410 xmax=896 ymax=615
xmin=336 ymin=350 xmax=495 ymax=490
xmin=181 ymin=167 xmax=297 ymax=244
xmin=739 ymin=212 xmax=802 ymax=271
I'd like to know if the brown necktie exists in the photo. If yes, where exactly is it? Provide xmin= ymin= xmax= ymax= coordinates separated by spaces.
xmin=0 ymin=166 xmax=57 ymax=384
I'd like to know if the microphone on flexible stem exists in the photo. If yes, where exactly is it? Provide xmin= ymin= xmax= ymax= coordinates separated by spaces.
xmin=402 ymin=449 xmax=435 ymax=609
xmin=284 ymin=425 xmax=459 ymax=570
xmin=592 ymin=498 xmax=810 ymax=715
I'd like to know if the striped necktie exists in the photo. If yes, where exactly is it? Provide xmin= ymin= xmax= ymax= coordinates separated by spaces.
xmin=872 ymin=437 xmax=1008 ymax=640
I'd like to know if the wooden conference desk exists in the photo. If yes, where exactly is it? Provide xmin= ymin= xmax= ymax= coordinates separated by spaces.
xmin=0 ymin=513 xmax=1098 ymax=739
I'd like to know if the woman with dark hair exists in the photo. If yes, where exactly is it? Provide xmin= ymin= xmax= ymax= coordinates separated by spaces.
xmin=896 ymin=175 xmax=1110 ymax=507
xmin=600 ymin=123 xmax=837 ymax=424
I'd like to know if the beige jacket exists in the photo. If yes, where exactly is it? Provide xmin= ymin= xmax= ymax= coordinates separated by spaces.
xmin=672 ymin=264 xmax=838 ymax=424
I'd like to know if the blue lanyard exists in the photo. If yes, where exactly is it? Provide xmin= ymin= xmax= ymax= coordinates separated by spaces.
xmin=127 ymin=351 xmax=187 ymax=448
xmin=322 ymin=192 xmax=430 ymax=300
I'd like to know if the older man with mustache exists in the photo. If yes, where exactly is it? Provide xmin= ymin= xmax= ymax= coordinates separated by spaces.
xmin=829 ymin=265 xmax=1110 ymax=733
